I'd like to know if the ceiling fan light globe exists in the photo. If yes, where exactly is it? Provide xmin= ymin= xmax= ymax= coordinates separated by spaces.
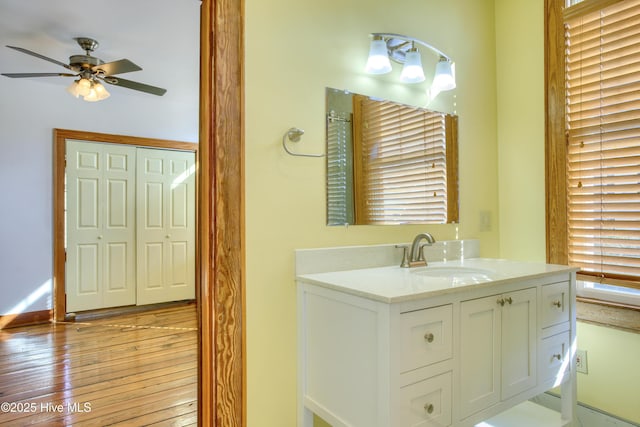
xmin=77 ymin=78 xmax=92 ymax=97
xmin=93 ymin=82 xmax=110 ymax=100
xmin=66 ymin=81 xmax=81 ymax=98
xmin=83 ymin=88 xmax=99 ymax=102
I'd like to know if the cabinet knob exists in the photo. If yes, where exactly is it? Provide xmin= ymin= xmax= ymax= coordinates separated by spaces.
xmin=424 ymin=332 xmax=434 ymax=343
xmin=424 ymin=403 xmax=434 ymax=414
xmin=165 ymin=234 xmax=171 ymax=239
xmin=552 ymin=300 xmax=562 ymax=308
xmin=97 ymin=235 xmax=103 ymax=240
xmin=505 ymin=296 xmax=513 ymax=305
xmin=553 ymin=353 xmax=562 ymax=361
xmin=497 ymin=298 xmax=505 ymax=306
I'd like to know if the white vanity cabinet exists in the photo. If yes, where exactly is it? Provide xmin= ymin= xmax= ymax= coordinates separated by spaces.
xmin=297 ymin=258 xmax=577 ymax=427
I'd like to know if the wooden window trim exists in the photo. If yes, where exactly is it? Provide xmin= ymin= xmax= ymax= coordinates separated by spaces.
xmin=545 ymin=0 xmax=640 ymax=322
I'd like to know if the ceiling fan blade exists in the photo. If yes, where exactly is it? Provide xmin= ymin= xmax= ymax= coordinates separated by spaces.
xmin=104 ymin=76 xmax=167 ymax=96
xmin=94 ymin=59 xmax=142 ymax=76
xmin=6 ymin=45 xmax=71 ymax=70
xmin=2 ymin=72 xmax=76 ymax=78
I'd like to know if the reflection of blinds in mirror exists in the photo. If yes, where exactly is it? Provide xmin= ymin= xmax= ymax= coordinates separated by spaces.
xmin=326 ymin=111 xmax=354 ymax=225
xmin=353 ymin=95 xmax=448 ymax=224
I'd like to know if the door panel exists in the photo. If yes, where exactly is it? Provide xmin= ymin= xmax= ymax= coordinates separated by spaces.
xmin=66 ymin=140 xmax=136 ymax=311
xmin=137 ymin=148 xmax=195 ymax=304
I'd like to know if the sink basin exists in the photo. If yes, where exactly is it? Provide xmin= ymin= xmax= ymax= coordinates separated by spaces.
xmin=411 ymin=265 xmax=494 ymax=280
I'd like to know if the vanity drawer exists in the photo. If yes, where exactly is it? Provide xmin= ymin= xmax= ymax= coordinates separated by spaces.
xmin=540 ymin=331 xmax=570 ymax=385
xmin=541 ymin=282 xmax=570 ymax=329
xmin=400 ymin=304 xmax=452 ymax=373
xmin=398 ymin=371 xmax=452 ymax=427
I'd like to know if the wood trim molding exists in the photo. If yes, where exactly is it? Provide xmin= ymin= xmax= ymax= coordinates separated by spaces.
xmin=0 ymin=310 xmax=52 ymax=330
xmin=52 ymin=128 xmax=198 ymax=323
xmin=199 ymin=0 xmax=245 ymax=426
xmin=577 ymin=299 xmax=640 ymax=333
xmin=544 ymin=0 xmax=569 ymax=265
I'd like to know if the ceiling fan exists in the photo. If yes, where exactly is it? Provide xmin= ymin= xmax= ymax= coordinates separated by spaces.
xmin=1 ymin=37 xmax=166 ymax=101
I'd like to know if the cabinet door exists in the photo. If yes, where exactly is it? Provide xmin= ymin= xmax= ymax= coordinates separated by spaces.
xmin=460 ymin=295 xmax=501 ymax=418
xmin=501 ymin=287 xmax=537 ymax=399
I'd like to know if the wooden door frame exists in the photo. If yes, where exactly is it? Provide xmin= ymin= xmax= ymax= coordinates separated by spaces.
xmin=52 ymin=129 xmax=198 ymax=320
xmin=199 ymin=0 xmax=245 ymax=425
xmin=52 ymin=0 xmax=246 ymax=424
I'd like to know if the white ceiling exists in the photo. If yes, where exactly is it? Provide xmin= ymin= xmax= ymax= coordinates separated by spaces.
xmin=0 ymin=0 xmax=200 ymax=104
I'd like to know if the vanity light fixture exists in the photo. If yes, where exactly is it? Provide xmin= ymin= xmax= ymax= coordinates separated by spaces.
xmin=365 ymin=33 xmax=456 ymax=93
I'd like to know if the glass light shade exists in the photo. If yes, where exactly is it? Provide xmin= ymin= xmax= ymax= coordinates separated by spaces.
xmin=365 ymin=38 xmax=392 ymax=74
xmin=93 ymin=82 xmax=110 ymax=100
xmin=66 ymin=80 xmax=81 ymax=98
xmin=432 ymin=58 xmax=456 ymax=91
xmin=84 ymin=88 xmax=99 ymax=102
xmin=399 ymin=49 xmax=425 ymax=83
xmin=76 ymin=78 xmax=92 ymax=97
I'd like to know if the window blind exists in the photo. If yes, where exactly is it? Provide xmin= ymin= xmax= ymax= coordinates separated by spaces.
xmin=565 ymin=0 xmax=640 ymax=289
xmin=326 ymin=111 xmax=354 ymax=225
xmin=352 ymin=95 xmax=452 ymax=224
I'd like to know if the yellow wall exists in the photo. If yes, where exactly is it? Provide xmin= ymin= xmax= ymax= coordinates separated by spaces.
xmin=245 ymin=0 xmax=498 ymax=425
xmin=576 ymin=323 xmax=640 ymax=423
xmin=495 ymin=0 xmax=640 ymax=424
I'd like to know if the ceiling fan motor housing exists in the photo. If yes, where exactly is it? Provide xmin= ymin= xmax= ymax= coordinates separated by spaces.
xmin=69 ymin=54 xmax=104 ymax=73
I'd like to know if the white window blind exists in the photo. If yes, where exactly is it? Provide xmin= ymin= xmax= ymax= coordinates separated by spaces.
xmin=352 ymin=95 xmax=455 ymax=225
xmin=565 ymin=0 xmax=640 ymax=289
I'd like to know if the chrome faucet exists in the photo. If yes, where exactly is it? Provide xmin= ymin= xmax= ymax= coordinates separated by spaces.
xmin=396 ymin=233 xmax=436 ymax=268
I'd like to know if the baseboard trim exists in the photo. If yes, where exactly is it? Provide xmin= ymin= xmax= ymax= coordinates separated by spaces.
xmin=70 ymin=300 xmax=196 ymax=322
xmin=0 ymin=310 xmax=52 ymax=329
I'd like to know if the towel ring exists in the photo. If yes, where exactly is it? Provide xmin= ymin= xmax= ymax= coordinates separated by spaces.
xmin=282 ymin=127 xmax=324 ymax=158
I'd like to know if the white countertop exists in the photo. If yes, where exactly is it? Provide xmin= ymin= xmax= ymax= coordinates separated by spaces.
xmin=296 ymin=258 xmax=578 ymax=303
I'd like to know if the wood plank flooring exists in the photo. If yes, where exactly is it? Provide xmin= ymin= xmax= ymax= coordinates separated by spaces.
xmin=0 ymin=304 xmax=197 ymax=426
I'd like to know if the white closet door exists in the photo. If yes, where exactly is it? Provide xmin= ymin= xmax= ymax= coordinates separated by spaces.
xmin=66 ymin=140 xmax=136 ymax=311
xmin=136 ymin=148 xmax=195 ymax=304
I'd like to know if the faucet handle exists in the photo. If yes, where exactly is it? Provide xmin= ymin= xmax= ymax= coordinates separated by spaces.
xmin=395 ymin=245 xmax=410 ymax=268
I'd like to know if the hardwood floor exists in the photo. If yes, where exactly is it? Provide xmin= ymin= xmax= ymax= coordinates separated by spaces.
xmin=0 ymin=304 xmax=197 ymax=426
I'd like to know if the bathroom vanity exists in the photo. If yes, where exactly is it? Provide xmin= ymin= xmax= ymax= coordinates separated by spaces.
xmin=296 ymin=241 xmax=577 ymax=427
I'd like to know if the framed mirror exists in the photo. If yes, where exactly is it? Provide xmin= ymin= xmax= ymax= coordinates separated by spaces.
xmin=326 ymin=87 xmax=459 ymax=226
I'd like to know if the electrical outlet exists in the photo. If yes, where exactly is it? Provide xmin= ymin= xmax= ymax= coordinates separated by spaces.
xmin=576 ymin=349 xmax=588 ymax=374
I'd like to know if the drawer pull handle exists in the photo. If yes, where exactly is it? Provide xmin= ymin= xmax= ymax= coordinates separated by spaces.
xmin=553 ymin=353 xmax=562 ymax=361
xmin=424 ymin=403 xmax=434 ymax=414
xmin=552 ymin=300 xmax=562 ymax=308
xmin=424 ymin=333 xmax=434 ymax=343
